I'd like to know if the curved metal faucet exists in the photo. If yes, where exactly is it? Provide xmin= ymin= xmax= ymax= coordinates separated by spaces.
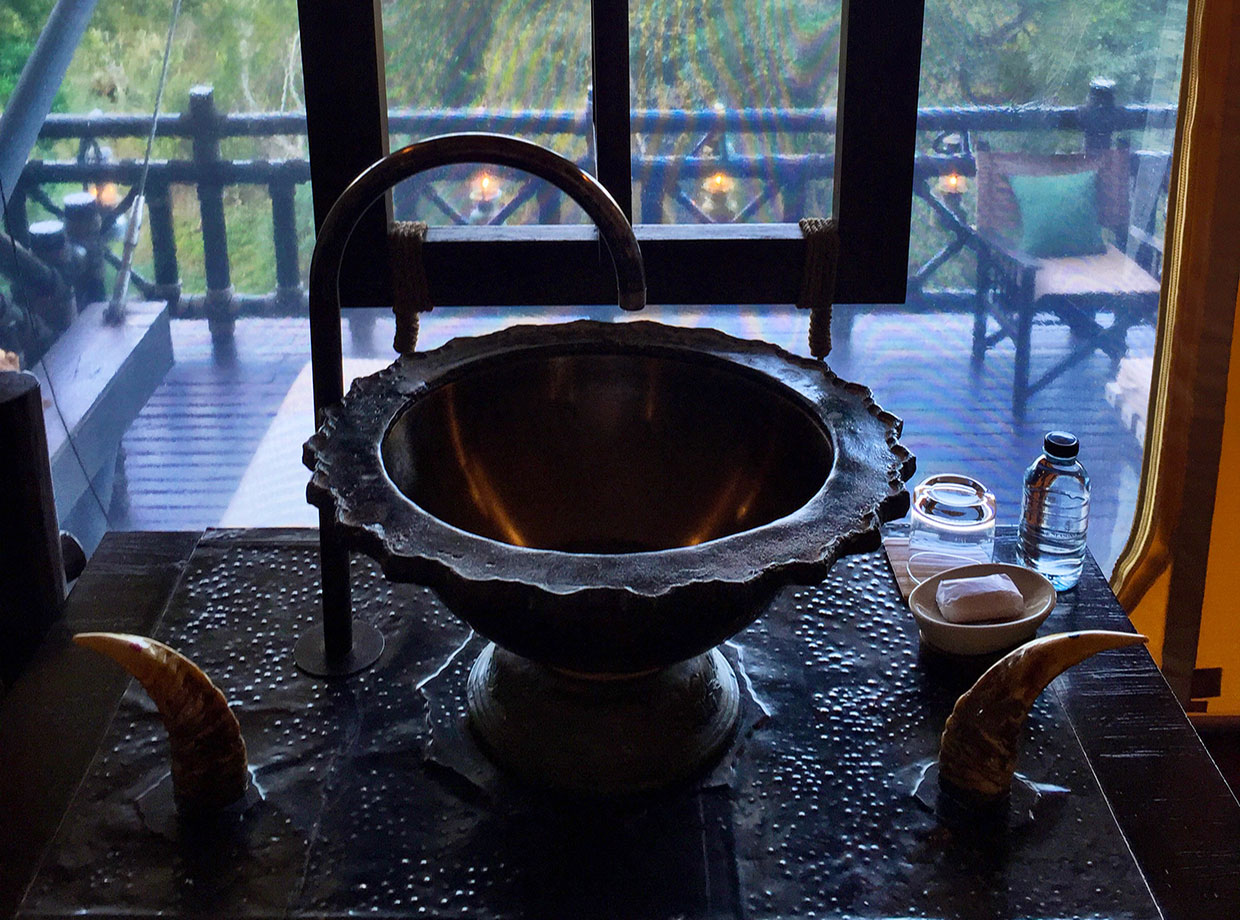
xmin=302 ymin=134 xmax=646 ymax=676
xmin=309 ymin=132 xmax=646 ymax=414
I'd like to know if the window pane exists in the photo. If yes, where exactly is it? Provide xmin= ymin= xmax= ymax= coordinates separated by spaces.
xmin=630 ymin=0 xmax=841 ymax=224
xmin=847 ymin=0 xmax=1185 ymax=576
xmin=387 ymin=163 xmax=595 ymax=228
xmin=380 ymin=0 xmax=595 ymax=224
xmin=1 ymin=0 xmax=316 ymax=552
xmin=3 ymin=0 xmax=1190 ymax=574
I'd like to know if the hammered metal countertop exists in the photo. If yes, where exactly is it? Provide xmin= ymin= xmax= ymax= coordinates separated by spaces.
xmin=2 ymin=527 xmax=1238 ymax=919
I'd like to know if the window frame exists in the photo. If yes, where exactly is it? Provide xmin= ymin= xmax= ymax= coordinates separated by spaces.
xmin=295 ymin=0 xmax=926 ymax=308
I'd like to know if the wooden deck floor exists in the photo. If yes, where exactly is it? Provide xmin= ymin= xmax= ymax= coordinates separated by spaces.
xmin=104 ymin=305 xmax=1150 ymax=575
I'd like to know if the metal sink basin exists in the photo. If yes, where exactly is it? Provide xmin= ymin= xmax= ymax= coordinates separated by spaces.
xmin=299 ymin=134 xmax=912 ymax=791
xmin=382 ymin=349 xmax=832 ymax=553
xmin=306 ymin=319 xmax=913 ymax=676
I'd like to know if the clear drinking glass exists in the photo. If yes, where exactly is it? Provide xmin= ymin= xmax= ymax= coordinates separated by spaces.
xmin=907 ymin=474 xmax=997 ymax=583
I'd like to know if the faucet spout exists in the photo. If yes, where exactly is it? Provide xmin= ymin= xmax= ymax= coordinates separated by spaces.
xmin=312 ymin=132 xmax=645 ymax=316
xmin=308 ymin=133 xmax=646 ymax=419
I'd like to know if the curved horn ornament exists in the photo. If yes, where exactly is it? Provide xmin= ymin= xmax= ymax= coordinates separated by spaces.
xmin=938 ymin=630 xmax=1148 ymax=800
xmin=73 ymin=632 xmax=249 ymax=813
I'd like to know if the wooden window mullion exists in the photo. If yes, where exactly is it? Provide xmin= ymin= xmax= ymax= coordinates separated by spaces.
xmin=295 ymin=0 xmax=928 ymax=307
xmin=834 ymin=0 xmax=927 ymax=302
xmin=297 ymin=0 xmax=391 ymax=307
xmin=590 ymin=0 xmax=633 ymax=220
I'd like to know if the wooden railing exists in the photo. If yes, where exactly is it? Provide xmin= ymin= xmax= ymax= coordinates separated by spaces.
xmin=6 ymin=79 xmax=1175 ymax=348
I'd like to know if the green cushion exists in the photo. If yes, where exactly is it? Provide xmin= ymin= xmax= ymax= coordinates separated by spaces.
xmin=1008 ymin=169 xmax=1107 ymax=258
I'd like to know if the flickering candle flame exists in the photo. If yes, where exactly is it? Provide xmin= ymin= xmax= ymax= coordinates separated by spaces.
xmin=89 ymin=182 xmax=120 ymax=207
xmin=470 ymin=172 xmax=502 ymax=202
xmin=704 ymin=172 xmax=735 ymax=195
xmin=938 ymin=172 xmax=967 ymax=195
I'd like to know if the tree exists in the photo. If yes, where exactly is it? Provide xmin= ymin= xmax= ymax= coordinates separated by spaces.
xmin=0 ymin=0 xmax=57 ymax=107
xmin=919 ymin=0 xmax=1176 ymax=106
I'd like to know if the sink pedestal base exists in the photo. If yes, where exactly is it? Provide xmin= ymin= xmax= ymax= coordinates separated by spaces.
xmin=465 ymin=643 xmax=740 ymax=795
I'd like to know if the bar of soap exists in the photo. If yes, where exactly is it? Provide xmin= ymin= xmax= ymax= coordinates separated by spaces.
xmin=935 ymin=573 xmax=1025 ymax=624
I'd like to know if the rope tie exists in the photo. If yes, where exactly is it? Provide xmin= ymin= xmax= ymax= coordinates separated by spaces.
xmin=797 ymin=217 xmax=840 ymax=359
xmin=389 ymin=220 xmax=432 ymax=354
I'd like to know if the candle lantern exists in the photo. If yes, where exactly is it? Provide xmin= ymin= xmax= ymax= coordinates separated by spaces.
xmin=937 ymin=171 xmax=967 ymax=214
xmin=937 ymin=172 xmax=966 ymax=196
xmin=89 ymin=182 xmax=127 ymax=242
xmin=702 ymin=171 xmax=735 ymax=222
xmin=89 ymin=182 xmax=121 ymax=208
xmin=469 ymin=172 xmax=503 ymax=225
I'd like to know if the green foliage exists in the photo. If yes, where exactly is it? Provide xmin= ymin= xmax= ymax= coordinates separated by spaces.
xmin=1 ymin=0 xmax=1187 ymax=296
xmin=481 ymin=1 xmax=589 ymax=108
xmin=0 ymin=37 xmax=36 ymax=106
xmin=36 ymin=0 xmax=305 ymax=125
xmin=1 ymin=0 xmax=1189 ymax=118
xmin=5 ymin=0 xmax=309 ymax=293
xmin=0 ymin=0 xmax=55 ymax=106
xmin=919 ymin=0 xmax=1179 ymax=106
xmin=693 ymin=0 xmax=839 ymax=109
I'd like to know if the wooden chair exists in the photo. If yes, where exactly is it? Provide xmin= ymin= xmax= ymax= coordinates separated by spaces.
xmin=971 ymin=144 xmax=1162 ymax=418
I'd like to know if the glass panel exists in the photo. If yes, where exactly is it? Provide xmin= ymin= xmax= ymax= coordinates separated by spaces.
xmin=847 ymin=0 xmax=1186 ymax=576
xmin=381 ymin=0 xmax=594 ymax=223
xmin=1 ymin=0 xmax=317 ymax=552
xmin=388 ymin=164 xmax=593 ymax=228
xmin=630 ymin=0 xmax=842 ymax=224
xmin=2 ymin=0 xmax=1191 ymax=577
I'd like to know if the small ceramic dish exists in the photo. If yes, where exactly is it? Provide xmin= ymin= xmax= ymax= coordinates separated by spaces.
xmin=908 ymin=562 xmax=1056 ymax=656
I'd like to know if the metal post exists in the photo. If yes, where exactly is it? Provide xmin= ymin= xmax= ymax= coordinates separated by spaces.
xmin=291 ymin=459 xmax=385 ymax=679
xmin=320 ymin=521 xmax=354 ymax=654
xmin=188 ymin=86 xmax=235 ymax=345
xmin=0 ymin=372 xmax=66 ymax=684
xmin=145 ymin=175 xmax=181 ymax=309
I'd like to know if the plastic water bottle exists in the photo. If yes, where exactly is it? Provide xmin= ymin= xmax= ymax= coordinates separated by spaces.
xmin=1019 ymin=431 xmax=1090 ymax=590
